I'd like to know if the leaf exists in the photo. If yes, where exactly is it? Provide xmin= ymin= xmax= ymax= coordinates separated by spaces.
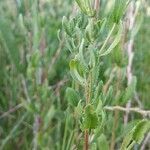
xmin=69 ymin=59 xmax=86 ymax=86
xmin=82 ymin=104 xmax=98 ymax=129
xmin=94 ymin=81 xmax=104 ymax=101
xmin=85 ymin=19 xmax=95 ymax=43
xmin=111 ymin=0 xmax=129 ymax=23
xmin=120 ymin=129 xmax=134 ymax=150
xmin=75 ymin=0 xmax=95 ymax=17
xmin=66 ymin=38 xmax=76 ymax=53
xmin=75 ymin=0 xmax=87 ymax=14
xmin=62 ymin=16 xmax=72 ymax=36
xmin=65 ymin=87 xmax=80 ymax=107
xmin=77 ymin=39 xmax=89 ymax=73
xmin=96 ymin=99 xmax=102 ymax=114
xmin=100 ymin=21 xmax=123 ymax=57
xmin=93 ymin=111 xmax=106 ymax=139
xmin=121 ymin=119 xmax=150 ymax=150
xmin=75 ymin=100 xmax=83 ymax=116
xmin=133 ymin=120 xmax=150 ymax=144
xmin=99 ymin=23 xmax=116 ymax=55
xmin=90 ymin=47 xmax=96 ymax=68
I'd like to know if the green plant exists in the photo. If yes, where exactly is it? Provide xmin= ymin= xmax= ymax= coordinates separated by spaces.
xmin=0 ymin=0 xmax=150 ymax=149
xmin=62 ymin=0 xmax=150 ymax=149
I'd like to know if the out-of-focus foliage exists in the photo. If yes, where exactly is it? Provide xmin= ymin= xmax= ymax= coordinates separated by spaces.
xmin=134 ymin=11 xmax=150 ymax=109
xmin=0 ymin=0 xmax=72 ymax=149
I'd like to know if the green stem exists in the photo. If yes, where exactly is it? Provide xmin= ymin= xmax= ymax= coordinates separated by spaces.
xmin=84 ymin=71 xmax=92 ymax=150
xmin=84 ymin=129 xmax=89 ymax=150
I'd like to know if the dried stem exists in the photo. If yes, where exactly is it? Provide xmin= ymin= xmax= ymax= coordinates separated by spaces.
xmin=104 ymin=106 xmax=150 ymax=117
xmin=33 ymin=115 xmax=41 ymax=150
xmin=0 ymin=103 xmax=23 ymax=119
xmin=124 ymin=1 xmax=135 ymax=124
xmin=94 ymin=0 xmax=100 ymax=12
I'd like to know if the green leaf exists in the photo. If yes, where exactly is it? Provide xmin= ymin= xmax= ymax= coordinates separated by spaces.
xmin=99 ymin=23 xmax=116 ymax=55
xmin=121 ymin=120 xmax=150 ymax=150
xmin=93 ymin=111 xmax=106 ymax=139
xmin=77 ymin=39 xmax=89 ymax=72
xmin=133 ymin=120 xmax=150 ymax=144
xmin=75 ymin=0 xmax=95 ymax=17
xmin=75 ymin=100 xmax=83 ymax=116
xmin=94 ymin=81 xmax=103 ymax=100
xmin=85 ymin=19 xmax=95 ymax=43
xmin=69 ymin=59 xmax=86 ymax=86
xmin=100 ymin=21 xmax=123 ymax=57
xmin=66 ymin=38 xmax=76 ymax=53
xmin=82 ymin=104 xmax=98 ymax=129
xmin=111 ymin=0 xmax=129 ymax=23
xmin=62 ymin=16 xmax=72 ymax=36
xmin=90 ymin=47 xmax=96 ymax=68
xmin=65 ymin=87 xmax=80 ymax=107
xmin=120 ymin=129 xmax=134 ymax=150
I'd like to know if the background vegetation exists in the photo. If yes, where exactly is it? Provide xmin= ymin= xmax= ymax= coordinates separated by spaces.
xmin=0 ymin=0 xmax=150 ymax=149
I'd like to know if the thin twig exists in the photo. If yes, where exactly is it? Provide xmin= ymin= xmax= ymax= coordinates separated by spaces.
xmin=1 ymin=113 xmax=27 ymax=150
xmin=0 ymin=109 xmax=32 ymax=129
xmin=21 ymin=75 xmax=31 ymax=103
xmin=50 ymin=79 xmax=68 ymax=89
xmin=94 ymin=0 xmax=100 ymax=12
xmin=124 ymin=1 xmax=136 ymax=124
xmin=33 ymin=115 xmax=41 ymax=150
xmin=0 ymin=103 xmax=24 ymax=119
xmin=104 ymin=106 xmax=150 ymax=117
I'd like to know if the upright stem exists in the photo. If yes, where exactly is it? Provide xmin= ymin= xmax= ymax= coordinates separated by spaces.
xmin=84 ymin=130 xmax=89 ymax=150
xmin=84 ymin=71 xmax=92 ymax=150
xmin=84 ymin=83 xmax=89 ymax=150
xmin=94 ymin=0 xmax=100 ymax=12
xmin=124 ymin=1 xmax=135 ymax=124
